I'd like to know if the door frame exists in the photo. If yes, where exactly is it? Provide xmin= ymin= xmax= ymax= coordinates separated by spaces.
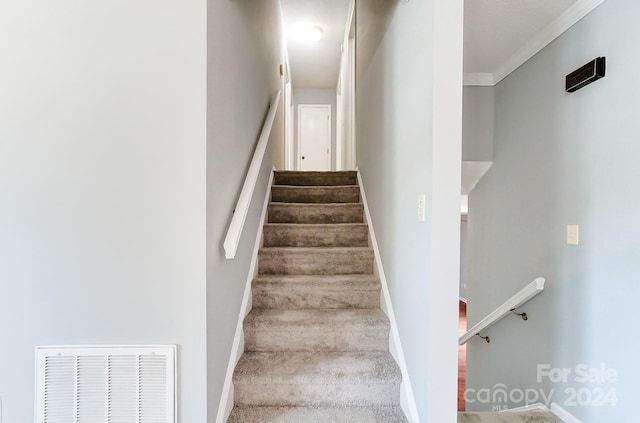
xmin=296 ymin=104 xmax=332 ymax=171
xmin=335 ymin=0 xmax=356 ymax=170
xmin=347 ymin=34 xmax=356 ymax=169
xmin=282 ymin=51 xmax=295 ymax=170
xmin=284 ymin=81 xmax=294 ymax=170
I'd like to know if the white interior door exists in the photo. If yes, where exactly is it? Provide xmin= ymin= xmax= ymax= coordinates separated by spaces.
xmin=298 ymin=105 xmax=331 ymax=171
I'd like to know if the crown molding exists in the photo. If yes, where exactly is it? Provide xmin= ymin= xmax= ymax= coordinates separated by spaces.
xmin=464 ymin=0 xmax=608 ymax=87
xmin=493 ymin=0 xmax=608 ymax=84
xmin=463 ymin=73 xmax=495 ymax=86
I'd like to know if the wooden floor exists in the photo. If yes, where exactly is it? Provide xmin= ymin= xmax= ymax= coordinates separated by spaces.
xmin=458 ymin=301 xmax=467 ymax=411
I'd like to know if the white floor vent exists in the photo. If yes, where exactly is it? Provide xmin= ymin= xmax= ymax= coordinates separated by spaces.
xmin=35 ymin=346 xmax=176 ymax=423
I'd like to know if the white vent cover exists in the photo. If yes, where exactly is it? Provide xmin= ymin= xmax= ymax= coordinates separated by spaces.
xmin=35 ymin=346 xmax=176 ymax=423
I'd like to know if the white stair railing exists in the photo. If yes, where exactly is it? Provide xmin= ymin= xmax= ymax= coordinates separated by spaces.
xmin=459 ymin=277 xmax=545 ymax=345
xmin=223 ymin=90 xmax=281 ymax=259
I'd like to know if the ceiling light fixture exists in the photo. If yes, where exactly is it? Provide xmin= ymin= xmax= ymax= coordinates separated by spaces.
xmin=295 ymin=24 xmax=323 ymax=42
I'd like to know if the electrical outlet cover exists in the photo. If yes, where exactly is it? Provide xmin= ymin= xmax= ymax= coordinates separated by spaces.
xmin=567 ymin=225 xmax=579 ymax=245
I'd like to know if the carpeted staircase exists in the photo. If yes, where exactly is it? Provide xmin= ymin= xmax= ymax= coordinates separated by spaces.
xmin=227 ymin=171 xmax=409 ymax=423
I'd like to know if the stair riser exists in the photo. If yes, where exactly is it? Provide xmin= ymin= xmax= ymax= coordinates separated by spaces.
xmin=274 ymin=172 xmax=358 ymax=186
xmin=263 ymin=225 xmax=368 ymax=248
xmin=252 ymin=287 xmax=380 ymax=309
xmin=244 ymin=324 xmax=389 ymax=352
xmin=229 ymin=172 xmax=406 ymax=420
xmin=233 ymin=383 xmax=401 ymax=407
xmin=271 ymin=186 xmax=360 ymax=203
xmin=259 ymin=250 xmax=374 ymax=275
xmin=268 ymin=204 xmax=364 ymax=224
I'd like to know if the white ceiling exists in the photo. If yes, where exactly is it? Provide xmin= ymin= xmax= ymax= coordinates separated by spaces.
xmin=281 ymin=0 xmax=351 ymax=89
xmin=464 ymin=0 xmax=580 ymax=77
xmin=282 ymin=0 xmax=594 ymax=89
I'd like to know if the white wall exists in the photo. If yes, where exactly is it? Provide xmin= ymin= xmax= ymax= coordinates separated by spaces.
xmin=356 ymin=0 xmax=463 ymax=421
xmin=466 ymin=0 xmax=640 ymax=421
xmin=207 ymin=0 xmax=285 ymax=418
xmin=293 ymin=88 xmax=337 ymax=169
xmin=0 ymin=1 xmax=207 ymax=421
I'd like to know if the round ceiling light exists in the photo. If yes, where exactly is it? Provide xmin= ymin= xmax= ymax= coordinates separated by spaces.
xmin=295 ymin=24 xmax=323 ymax=42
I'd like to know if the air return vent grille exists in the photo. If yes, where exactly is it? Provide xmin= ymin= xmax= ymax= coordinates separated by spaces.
xmin=35 ymin=346 xmax=176 ymax=423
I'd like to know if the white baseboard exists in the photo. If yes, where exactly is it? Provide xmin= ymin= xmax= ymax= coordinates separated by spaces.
xmin=502 ymin=401 xmax=582 ymax=422
xmin=550 ymin=402 xmax=582 ymax=423
xmin=215 ymin=169 xmax=274 ymax=423
xmin=357 ymin=171 xmax=420 ymax=423
xmin=504 ymin=402 xmax=549 ymax=412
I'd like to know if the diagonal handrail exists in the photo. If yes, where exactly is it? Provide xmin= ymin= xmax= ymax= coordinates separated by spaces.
xmin=459 ymin=277 xmax=546 ymax=345
xmin=223 ymin=90 xmax=281 ymax=259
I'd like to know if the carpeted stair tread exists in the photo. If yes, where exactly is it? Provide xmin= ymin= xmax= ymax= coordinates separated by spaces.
xmin=227 ymin=171 xmax=406 ymax=420
xmin=233 ymin=351 xmax=402 ymax=407
xmin=259 ymin=247 xmax=374 ymax=275
xmin=271 ymin=185 xmax=360 ymax=203
xmin=234 ymin=351 xmax=402 ymax=384
xmin=274 ymin=171 xmax=358 ymax=186
xmin=253 ymin=274 xmax=380 ymax=287
xmin=244 ymin=309 xmax=389 ymax=351
xmin=457 ymin=411 xmax=563 ymax=422
xmin=268 ymin=203 xmax=364 ymax=224
xmin=263 ymin=223 xmax=368 ymax=247
xmin=228 ymin=406 xmax=409 ymax=423
xmin=252 ymin=275 xmax=381 ymax=309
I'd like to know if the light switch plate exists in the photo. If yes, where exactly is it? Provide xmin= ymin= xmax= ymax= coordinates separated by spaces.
xmin=567 ymin=225 xmax=579 ymax=245
xmin=417 ymin=194 xmax=426 ymax=222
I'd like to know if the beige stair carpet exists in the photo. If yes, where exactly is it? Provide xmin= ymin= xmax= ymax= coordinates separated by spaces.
xmin=227 ymin=171 xmax=408 ymax=423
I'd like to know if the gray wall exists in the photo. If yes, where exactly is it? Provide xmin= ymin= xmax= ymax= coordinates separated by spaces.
xmin=356 ymin=0 xmax=463 ymax=420
xmin=0 ymin=1 xmax=207 ymax=421
xmin=466 ymin=0 xmax=640 ymax=421
xmin=463 ymin=86 xmax=494 ymax=161
xmin=460 ymin=86 xmax=495 ymax=301
xmin=293 ymin=88 xmax=337 ymax=169
xmin=207 ymin=0 xmax=285 ymax=418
